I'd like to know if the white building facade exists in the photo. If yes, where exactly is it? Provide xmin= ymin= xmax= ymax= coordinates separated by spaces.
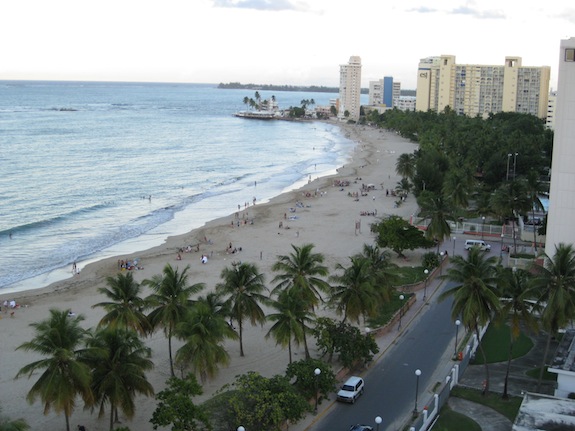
xmin=339 ymin=56 xmax=362 ymax=121
xmin=546 ymin=37 xmax=575 ymax=256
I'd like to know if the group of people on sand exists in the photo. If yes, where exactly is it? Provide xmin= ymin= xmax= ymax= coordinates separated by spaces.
xmin=117 ymin=258 xmax=143 ymax=271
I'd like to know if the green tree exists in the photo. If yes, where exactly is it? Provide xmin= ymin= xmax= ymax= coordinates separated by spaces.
xmin=92 ymin=271 xmax=150 ymax=335
xmin=144 ymin=264 xmax=205 ymax=376
xmin=440 ymin=247 xmax=500 ymax=395
xmin=530 ymin=243 xmax=575 ymax=391
xmin=417 ymin=190 xmax=453 ymax=253
xmin=174 ymin=300 xmax=237 ymax=381
xmin=85 ymin=328 xmax=154 ymax=431
xmin=526 ymin=169 xmax=546 ymax=252
xmin=150 ymin=374 xmax=211 ymax=431
xmin=16 ymin=309 xmax=94 ymax=431
xmin=285 ymin=358 xmax=337 ymax=402
xmin=265 ymin=289 xmax=310 ymax=364
xmin=490 ymin=179 xmax=531 ymax=254
xmin=224 ymin=371 xmax=310 ymax=431
xmin=0 ymin=406 xmax=29 ymax=431
xmin=216 ymin=262 xmax=268 ymax=357
xmin=272 ymin=243 xmax=330 ymax=359
xmin=371 ymin=215 xmax=434 ymax=258
xmin=329 ymin=256 xmax=379 ymax=324
xmin=442 ymin=168 xmax=474 ymax=211
xmin=395 ymin=152 xmax=416 ymax=180
xmin=495 ymin=267 xmax=538 ymax=399
xmin=357 ymin=244 xmax=398 ymax=304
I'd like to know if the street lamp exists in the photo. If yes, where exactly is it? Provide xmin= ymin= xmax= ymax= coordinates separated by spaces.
xmin=513 ymin=152 xmax=519 ymax=179
xmin=439 ymin=252 xmax=444 ymax=275
xmin=481 ymin=216 xmax=485 ymax=240
xmin=454 ymin=319 xmax=461 ymax=359
xmin=500 ymin=233 xmax=505 ymax=258
xmin=506 ymin=153 xmax=512 ymax=181
xmin=413 ymin=369 xmax=422 ymax=417
xmin=375 ymin=416 xmax=382 ymax=431
xmin=423 ymin=269 xmax=429 ymax=300
xmin=237 ymin=427 xmax=245 ymax=431
xmin=314 ymin=368 xmax=321 ymax=413
xmin=452 ymin=236 xmax=456 ymax=256
xmin=398 ymin=294 xmax=405 ymax=330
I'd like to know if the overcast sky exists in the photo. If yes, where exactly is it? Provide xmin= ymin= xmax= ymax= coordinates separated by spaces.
xmin=1 ymin=0 xmax=572 ymax=89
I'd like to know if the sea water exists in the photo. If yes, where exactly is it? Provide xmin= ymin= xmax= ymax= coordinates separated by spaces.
xmin=0 ymin=81 xmax=359 ymax=292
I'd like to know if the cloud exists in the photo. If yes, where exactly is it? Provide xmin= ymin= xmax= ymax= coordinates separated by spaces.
xmin=212 ymin=0 xmax=310 ymax=12
xmin=553 ymin=8 xmax=575 ymax=24
xmin=450 ymin=5 xmax=505 ymax=19
xmin=408 ymin=6 xmax=438 ymax=14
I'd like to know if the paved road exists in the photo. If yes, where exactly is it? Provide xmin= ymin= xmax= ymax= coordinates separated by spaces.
xmin=307 ymin=283 xmax=455 ymax=431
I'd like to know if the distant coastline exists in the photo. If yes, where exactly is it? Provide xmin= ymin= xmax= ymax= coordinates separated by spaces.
xmin=218 ymin=81 xmax=369 ymax=94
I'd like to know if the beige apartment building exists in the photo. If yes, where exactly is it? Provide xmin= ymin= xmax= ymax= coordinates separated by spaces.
xmin=338 ymin=56 xmax=362 ymax=121
xmin=416 ymin=55 xmax=550 ymax=119
xmin=546 ymin=37 xmax=575 ymax=255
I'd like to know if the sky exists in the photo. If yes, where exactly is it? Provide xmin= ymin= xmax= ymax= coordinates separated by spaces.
xmin=0 ymin=0 xmax=573 ymax=90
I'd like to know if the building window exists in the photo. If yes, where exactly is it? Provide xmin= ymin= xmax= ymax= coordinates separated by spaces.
xmin=566 ymin=49 xmax=575 ymax=62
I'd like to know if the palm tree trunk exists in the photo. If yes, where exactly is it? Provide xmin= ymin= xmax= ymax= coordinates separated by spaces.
xmin=239 ymin=319 xmax=244 ymax=357
xmin=300 ymin=319 xmax=310 ymax=359
xmin=65 ymin=413 xmax=70 ymax=431
xmin=537 ymin=330 xmax=553 ymax=392
xmin=532 ymin=208 xmax=538 ymax=252
xmin=168 ymin=326 xmax=175 ymax=376
xmin=109 ymin=403 xmax=114 ymax=431
xmin=288 ymin=338 xmax=292 ymax=364
xmin=512 ymin=219 xmax=518 ymax=255
xmin=502 ymin=334 xmax=514 ymax=399
xmin=476 ymin=326 xmax=490 ymax=396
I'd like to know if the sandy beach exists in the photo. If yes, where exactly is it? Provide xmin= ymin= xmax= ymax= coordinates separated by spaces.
xmin=0 ymin=123 xmax=420 ymax=431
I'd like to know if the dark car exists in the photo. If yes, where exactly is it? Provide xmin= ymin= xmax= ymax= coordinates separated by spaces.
xmin=349 ymin=425 xmax=373 ymax=431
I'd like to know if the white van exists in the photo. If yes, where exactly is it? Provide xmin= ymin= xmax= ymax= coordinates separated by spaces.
xmin=465 ymin=239 xmax=491 ymax=251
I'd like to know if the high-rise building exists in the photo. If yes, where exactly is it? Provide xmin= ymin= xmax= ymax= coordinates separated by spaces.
xmin=545 ymin=38 xmax=575 ymax=255
xmin=339 ymin=56 xmax=362 ymax=121
xmin=416 ymin=55 xmax=551 ymax=119
xmin=368 ymin=76 xmax=401 ymax=108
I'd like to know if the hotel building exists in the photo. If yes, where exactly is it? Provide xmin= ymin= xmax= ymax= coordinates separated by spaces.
xmin=339 ymin=56 xmax=362 ymax=121
xmin=546 ymin=37 xmax=575 ymax=255
xmin=416 ymin=55 xmax=550 ymax=119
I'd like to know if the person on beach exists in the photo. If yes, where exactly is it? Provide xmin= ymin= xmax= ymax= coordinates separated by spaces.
xmin=176 ymin=252 xmax=182 ymax=261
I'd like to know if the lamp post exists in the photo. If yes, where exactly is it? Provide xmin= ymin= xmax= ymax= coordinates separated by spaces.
xmin=375 ymin=416 xmax=382 ymax=431
xmin=314 ymin=368 xmax=321 ymax=413
xmin=506 ymin=153 xmax=512 ymax=181
xmin=454 ymin=319 xmax=461 ymax=359
xmin=398 ymin=294 xmax=405 ymax=330
xmin=452 ymin=236 xmax=456 ymax=256
xmin=237 ymin=427 xmax=245 ymax=431
xmin=513 ymin=152 xmax=519 ymax=179
xmin=500 ymin=233 xmax=505 ymax=258
xmin=481 ymin=216 xmax=485 ymax=240
xmin=423 ymin=269 xmax=429 ymax=300
xmin=413 ymin=369 xmax=422 ymax=417
xmin=439 ymin=252 xmax=444 ymax=275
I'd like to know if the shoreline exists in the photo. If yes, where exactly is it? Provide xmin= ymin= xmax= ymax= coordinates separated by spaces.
xmin=0 ymin=123 xmax=420 ymax=431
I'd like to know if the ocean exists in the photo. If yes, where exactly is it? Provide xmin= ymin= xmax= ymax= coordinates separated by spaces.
xmin=0 ymin=81 xmax=359 ymax=293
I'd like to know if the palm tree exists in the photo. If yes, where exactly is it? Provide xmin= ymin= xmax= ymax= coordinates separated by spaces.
xmin=442 ymin=168 xmax=474 ymax=211
xmin=530 ymin=243 xmax=575 ymax=391
xmin=272 ymin=244 xmax=330 ymax=359
xmin=526 ymin=170 xmax=545 ymax=253
xmin=417 ymin=190 xmax=453 ymax=253
xmin=216 ymin=262 xmax=268 ymax=357
xmin=357 ymin=244 xmax=398 ymax=304
xmin=490 ymin=179 xmax=531 ymax=254
xmin=242 ymin=96 xmax=249 ymax=109
xmin=16 ymin=309 xmax=93 ymax=431
xmin=0 ymin=407 xmax=29 ymax=431
xmin=85 ymin=328 xmax=154 ymax=431
xmin=143 ymin=263 xmax=205 ymax=376
xmin=92 ymin=271 xmax=150 ymax=335
xmin=174 ymin=300 xmax=237 ymax=382
xmin=439 ymin=247 xmax=500 ymax=395
xmin=266 ymin=288 xmax=310 ymax=364
xmin=329 ymin=256 xmax=379 ymax=324
xmin=495 ymin=267 xmax=538 ymax=399
xmin=395 ymin=152 xmax=416 ymax=180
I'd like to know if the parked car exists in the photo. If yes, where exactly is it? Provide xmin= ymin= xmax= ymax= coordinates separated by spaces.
xmin=337 ymin=376 xmax=365 ymax=403
xmin=349 ymin=425 xmax=373 ymax=431
xmin=464 ymin=239 xmax=491 ymax=251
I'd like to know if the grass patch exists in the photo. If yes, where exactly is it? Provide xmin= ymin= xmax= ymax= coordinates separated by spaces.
xmin=525 ymin=366 xmax=557 ymax=382
xmin=471 ymin=323 xmax=533 ymax=364
xmin=434 ymin=404 xmax=482 ymax=431
xmin=450 ymin=386 xmax=522 ymax=421
xmin=367 ymin=292 xmax=413 ymax=328
xmin=394 ymin=266 xmax=426 ymax=285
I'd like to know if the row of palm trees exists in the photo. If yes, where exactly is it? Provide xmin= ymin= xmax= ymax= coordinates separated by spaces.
xmin=15 ymin=243 xmax=399 ymax=430
xmin=440 ymin=243 xmax=575 ymax=398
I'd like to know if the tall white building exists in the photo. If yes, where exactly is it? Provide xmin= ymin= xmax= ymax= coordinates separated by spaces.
xmin=546 ymin=37 xmax=575 ymax=255
xmin=339 ymin=56 xmax=362 ymax=121
xmin=416 ymin=55 xmax=550 ymax=119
